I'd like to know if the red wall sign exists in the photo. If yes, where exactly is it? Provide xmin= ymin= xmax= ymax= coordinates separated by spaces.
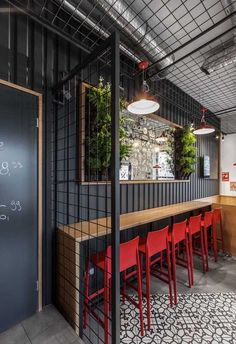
xmin=222 ymin=172 xmax=229 ymax=182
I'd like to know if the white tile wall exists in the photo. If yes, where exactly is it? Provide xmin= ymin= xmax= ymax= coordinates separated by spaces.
xmin=220 ymin=133 xmax=236 ymax=195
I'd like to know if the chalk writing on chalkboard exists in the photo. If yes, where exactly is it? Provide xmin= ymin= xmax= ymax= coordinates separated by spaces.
xmin=0 ymin=215 xmax=9 ymax=221
xmin=0 ymin=200 xmax=22 ymax=221
xmin=0 ymin=161 xmax=23 ymax=176
xmin=10 ymin=200 xmax=22 ymax=211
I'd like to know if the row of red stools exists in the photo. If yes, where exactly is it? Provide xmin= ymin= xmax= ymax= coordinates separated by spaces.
xmin=83 ymin=208 xmax=224 ymax=342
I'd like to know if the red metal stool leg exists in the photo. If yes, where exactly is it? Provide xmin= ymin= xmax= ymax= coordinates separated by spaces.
xmin=185 ymin=235 xmax=192 ymax=288
xmin=166 ymin=243 xmax=173 ymax=307
xmin=139 ymin=226 xmax=172 ymax=328
xmin=160 ymin=252 xmax=163 ymax=272
xmin=145 ymin=255 xmax=151 ymax=331
xmin=203 ymin=226 xmax=209 ymax=271
xmin=170 ymin=220 xmax=191 ymax=304
xmin=123 ymin=270 xmax=126 ymax=303
xmin=200 ymin=229 xmax=206 ymax=274
xmin=171 ymin=243 xmax=177 ymax=305
xmin=188 ymin=214 xmax=206 ymax=284
xmin=84 ymin=258 xmax=90 ymax=329
xmin=188 ymin=234 xmax=194 ymax=286
xmin=212 ymin=226 xmax=218 ymax=262
xmin=137 ymin=254 xmax=144 ymax=336
xmin=202 ymin=210 xmax=214 ymax=271
xmin=104 ymin=269 xmax=109 ymax=344
xmin=84 ymin=236 xmax=144 ymax=343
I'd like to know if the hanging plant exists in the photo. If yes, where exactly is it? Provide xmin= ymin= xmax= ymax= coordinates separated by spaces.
xmin=86 ymin=77 xmax=132 ymax=180
xmin=175 ymin=125 xmax=197 ymax=180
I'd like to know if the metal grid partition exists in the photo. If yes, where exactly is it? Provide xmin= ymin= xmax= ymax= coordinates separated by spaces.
xmin=53 ymin=32 xmax=120 ymax=344
xmin=6 ymin=0 xmax=236 ymax=132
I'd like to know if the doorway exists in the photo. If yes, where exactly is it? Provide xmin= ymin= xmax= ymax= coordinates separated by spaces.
xmin=0 ymin=80 xmax=42 ymax=332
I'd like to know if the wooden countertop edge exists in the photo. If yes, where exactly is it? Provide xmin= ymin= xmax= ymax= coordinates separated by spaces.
xmin=57 ymin=200 xmax=213 ymax=242
xmin=79 ymin=179 xmax=190 ymax=185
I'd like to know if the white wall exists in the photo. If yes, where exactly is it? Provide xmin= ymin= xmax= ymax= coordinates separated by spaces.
xmin=220 ymin=133 xmax=236 ymax=195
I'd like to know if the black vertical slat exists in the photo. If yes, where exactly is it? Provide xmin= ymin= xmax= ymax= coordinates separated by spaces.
xmin=9 ymin=9 xmax=17 ymax=83
xmin=33 ymin=23 xmax=43 ymax=90
xmin=133 ymin=184 xmax=139 ymax=211
xmin=120 ymin=184 xmax=127 ymax=214
xmin=16 ymin=13 xmax=27 ymax=86
xmin=144 ymin=184 xmax=149 ymax=209
xmin=111 ymin=30 xmax=120 ymax=344
xmin=139 ymin=184 xmax=144 ymax=210
xmin=28 ymin=18 xmax=35 ymax=89
xmin=0 ymin=5 xmax=10 ymax=79
xmin=126 ymin=184 xmax=129 ymax=213
xmin=154 ymin=183 xmax=158 ymax=207
xmin=127 ymin=184 xmax=133 ymax=213
xmin=149 ymin=183 xmax=153 ymax=209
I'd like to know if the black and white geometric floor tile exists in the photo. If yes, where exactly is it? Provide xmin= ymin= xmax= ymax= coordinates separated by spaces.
xmin=120 ymin=293 xmax=236 ymax=344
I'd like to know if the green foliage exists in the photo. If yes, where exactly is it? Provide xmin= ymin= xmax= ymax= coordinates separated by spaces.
xmin=86 ymin=77 xmax=132 ymax=178
xmin=175 ymin=125 xmax=197 ymax=179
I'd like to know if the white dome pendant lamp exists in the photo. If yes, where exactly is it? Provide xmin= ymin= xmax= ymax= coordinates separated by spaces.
xmin=193 ymin=107 xmax=215 ymax=135
xmin=127 ymin=60 xmax=160 ymax=115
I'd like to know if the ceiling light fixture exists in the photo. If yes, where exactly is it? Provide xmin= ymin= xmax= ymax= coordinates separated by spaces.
xmin=127 ymin=61 xmax=160 ymax=115
xmin=193 ymin=107 xmax=215 ymax=135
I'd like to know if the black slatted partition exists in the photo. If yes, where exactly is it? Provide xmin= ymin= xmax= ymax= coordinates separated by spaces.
xmin=52 ymin=33 xmax=120 ymax=344
xmin=0 ymin=3 xmax=220 ymax=308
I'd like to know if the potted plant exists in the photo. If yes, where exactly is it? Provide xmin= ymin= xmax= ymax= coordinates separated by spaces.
xmin=86 ymin=77 xmax=132 ymax=180
xmin=175 ymin=125 xmax=197 ymax=180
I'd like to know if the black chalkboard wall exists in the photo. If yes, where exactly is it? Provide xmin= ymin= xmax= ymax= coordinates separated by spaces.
xmin=0 ymin=84 xmax=38 ymax=331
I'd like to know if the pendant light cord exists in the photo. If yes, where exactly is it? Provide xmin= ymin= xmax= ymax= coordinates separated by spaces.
xmin=142 ymin=69 xmax=149 ymax=93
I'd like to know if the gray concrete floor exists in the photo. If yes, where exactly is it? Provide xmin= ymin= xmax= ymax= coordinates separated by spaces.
xmin=1 ymin=255 xmax=235 ymax=344
xmin=148 ymin=254 xmax=236 ymax=295
xmin=0 ymin=305 xmax=84 ymax=344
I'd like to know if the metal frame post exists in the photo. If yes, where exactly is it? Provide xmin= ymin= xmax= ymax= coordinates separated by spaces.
xmin=111 ymin=30 xmax=121 ymax=344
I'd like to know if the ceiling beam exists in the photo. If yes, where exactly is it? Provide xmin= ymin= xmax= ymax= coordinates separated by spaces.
xmin=217 ymin=111 xmax=236 ymax=117
xmin=214 ymin=106 xmax=236 ymax=115
xmin=138 ymin=10 xmax=236 ymax=78
xmin=146 ymin=22 xmax=236 ymax=80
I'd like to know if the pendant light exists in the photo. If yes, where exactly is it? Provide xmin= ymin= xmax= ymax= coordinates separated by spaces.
xmin=127 ymin=60 xmax=160 ymax=115
xmin=193 ymin=107 xmax=215 ymax=135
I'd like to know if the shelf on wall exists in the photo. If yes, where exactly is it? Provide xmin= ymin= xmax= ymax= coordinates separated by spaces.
xmin=80 ymin=180 xmax=191 ymax=185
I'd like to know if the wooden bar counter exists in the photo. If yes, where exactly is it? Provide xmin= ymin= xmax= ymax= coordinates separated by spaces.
xmin=56 ymin=195 xmax=236 ymax=335
xmin=58 ymin=200 xmax=212 ymax=242
xmin=56 ymin=199 xmax=213 ymax=335
xmin=201 ymin=195 xmax=236 ymax=255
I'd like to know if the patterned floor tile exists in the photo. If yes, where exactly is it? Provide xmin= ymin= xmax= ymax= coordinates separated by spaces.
xmin=120 ymin=293 xmax=236 ymax=344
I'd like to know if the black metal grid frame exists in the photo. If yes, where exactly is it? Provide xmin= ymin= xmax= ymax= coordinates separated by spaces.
xmin=52 ymin=32 xmax=120 ymax=344
xmin=5 ymin=0 xmax=236 ymax=133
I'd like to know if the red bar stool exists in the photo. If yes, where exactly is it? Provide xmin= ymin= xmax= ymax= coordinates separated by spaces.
xmin=201 ymin=210 xmax=217 ymax=270
xmin=168 ymin=220 xmax=192 ymax=305
xmin=213 ymin=207 xmax=225 ymax=256
xmin=138 ymin=226 xmax=172 ymax=331
xmin=84 ymin=236 xmax=144 ymax=344
xmin=188 ymin=214 xmax=205 ymax=286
